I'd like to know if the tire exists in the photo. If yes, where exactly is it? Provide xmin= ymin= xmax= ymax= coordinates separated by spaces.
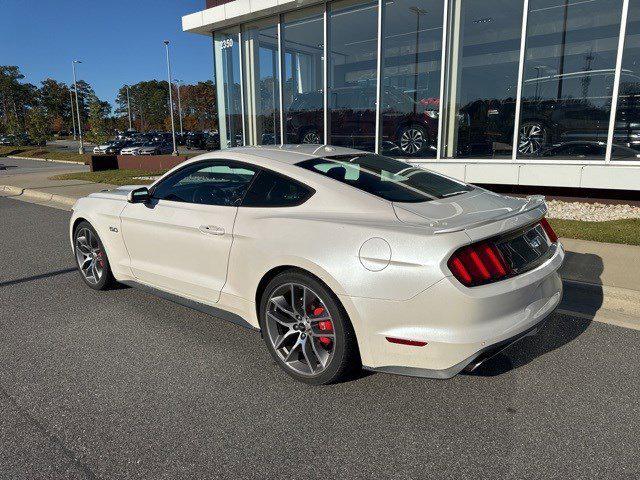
xmin=258 ymin=270 xmax=361 ymax=385
xmin=300 ymin=129 xmax=321 ymax=145
xmin=398 ymin=125 xmax=429 ymax=156
xmin=73 ymin=220 xmax=116 ymax=291
xmin=518 ymin=121 xmax=548 ymax=156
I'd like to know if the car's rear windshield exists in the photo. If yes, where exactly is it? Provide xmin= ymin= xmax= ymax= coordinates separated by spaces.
xmin=296 ymin=154 xmax=472 ymax=203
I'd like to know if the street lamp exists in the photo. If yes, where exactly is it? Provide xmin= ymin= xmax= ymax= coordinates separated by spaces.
xmin=174 ymin=79 xmax=184 ymax=135
xmin=69 ymin=88 xmax=77 ymax=140
xmin=163 ymin=40 xmax=178 ymax=156
xmin=409 ymin=6 xmax=427 ymax=115
xmin=125 ymin=84 xmax=133 ymax=131
xmin=72 ymin=60 xmax=84 ymax=154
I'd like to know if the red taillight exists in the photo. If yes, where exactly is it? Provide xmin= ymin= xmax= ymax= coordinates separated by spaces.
xmin=540 ymin=218 xmax=558 ymax=243
xmin=385 ymin=337 xmax=428 ymax=347
xmin=447 ymin=242 xmax=511 ymax=287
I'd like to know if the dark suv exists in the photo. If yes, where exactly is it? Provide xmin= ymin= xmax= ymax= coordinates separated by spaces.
xmin=461 ymin=69 xmax=640 ymax=157
xmin=285 ymin=85 xmax=439 ymax=156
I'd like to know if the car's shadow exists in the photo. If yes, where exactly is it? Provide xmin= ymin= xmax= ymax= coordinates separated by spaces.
xmin=468 ymin=251 xmax=604 ymax=377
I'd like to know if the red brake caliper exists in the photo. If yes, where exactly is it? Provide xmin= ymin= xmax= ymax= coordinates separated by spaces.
xmin=313 ymin=307 xmax=333 ymax=347
xmin=97 ymin=251 xmax=105 ymax=268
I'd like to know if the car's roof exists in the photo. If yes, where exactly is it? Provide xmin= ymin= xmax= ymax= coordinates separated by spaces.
xmin=221 ymin=144 xmax=366 ymax=165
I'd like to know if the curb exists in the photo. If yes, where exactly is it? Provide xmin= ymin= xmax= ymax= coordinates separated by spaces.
xmin=0 ymin=185 xmax=77 ymax=208
xmin=5 ymin=155 xmax=87 ymax=165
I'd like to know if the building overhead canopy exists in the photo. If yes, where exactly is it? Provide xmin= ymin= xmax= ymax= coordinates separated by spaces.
xmin=183 ymin=0 xmax=322 ymax=35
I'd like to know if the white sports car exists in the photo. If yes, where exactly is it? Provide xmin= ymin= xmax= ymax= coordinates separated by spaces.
xmin=69 ymin=145 xmax=564 ymax=384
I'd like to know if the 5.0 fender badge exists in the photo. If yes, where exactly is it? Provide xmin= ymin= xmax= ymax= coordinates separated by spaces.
xmin=109 ymin=226 xmax=119 ymax=233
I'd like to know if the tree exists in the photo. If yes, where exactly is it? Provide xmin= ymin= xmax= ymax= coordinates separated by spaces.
xmin=39 ymin=78 xmax=73 ymax=134
xmin=86 ymin=94 xmax=112 ymax=143
xmin=0 ymin=65 xmax=38 ymax=135
xmin=26 ymin=106 xmax=51 ymax=145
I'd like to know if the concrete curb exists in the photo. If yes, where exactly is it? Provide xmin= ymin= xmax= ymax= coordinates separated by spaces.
xmin=0 ymin=184 xmax=77 ymax=208
xmin=5 ymin=155 xmax=87 ymax=165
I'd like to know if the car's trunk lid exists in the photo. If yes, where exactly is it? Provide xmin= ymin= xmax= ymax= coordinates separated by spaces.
xmin=393 ymin=189 xmax=547 ymax=242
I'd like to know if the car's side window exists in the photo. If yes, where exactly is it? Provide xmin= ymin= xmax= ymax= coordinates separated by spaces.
xmin=241 ymin=169 xmax=314 ymax=208
xmin=152 ymin=161 xmax=258 ymax=207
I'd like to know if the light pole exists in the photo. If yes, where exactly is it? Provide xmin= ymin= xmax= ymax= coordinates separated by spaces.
xmin=175 ymin=79 xmax=184 ymax=135
xmin=72 ymin=60 xmax=84 ymax=154
xmin=69 ymin=88 xmax=77 ymax=140
xmin=410 ymin=6 xmax=427 ymax=116
xmin=125 ymin=84 xmax=132 ymax=131
xmin=163 ymin=40 xmax=178 ymax=156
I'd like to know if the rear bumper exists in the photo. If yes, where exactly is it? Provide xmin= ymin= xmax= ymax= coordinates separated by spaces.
xmin=342 ymin=242 xmax=564 ymax=378
xmin=365 ymin=318 xmax=548 ymax=379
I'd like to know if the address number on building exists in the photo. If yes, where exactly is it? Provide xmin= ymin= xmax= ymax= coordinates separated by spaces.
xmin=221 ymin=38 xmax=234 ymax=49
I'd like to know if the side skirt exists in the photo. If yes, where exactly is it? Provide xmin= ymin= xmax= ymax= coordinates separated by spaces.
xmin=121 ymin=280 xmax=260 ymax=332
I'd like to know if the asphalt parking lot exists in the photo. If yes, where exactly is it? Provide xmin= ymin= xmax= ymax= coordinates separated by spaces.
xmin=1 ymin=197 xmax=638 ymax=480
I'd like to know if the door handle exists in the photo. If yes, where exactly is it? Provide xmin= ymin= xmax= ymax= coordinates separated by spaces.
xmin=199 ymin=225 xmax=225 ymax=236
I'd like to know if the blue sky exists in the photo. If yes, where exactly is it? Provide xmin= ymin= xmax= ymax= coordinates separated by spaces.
xmin=0 ymin=0 xmax=213 ymax=107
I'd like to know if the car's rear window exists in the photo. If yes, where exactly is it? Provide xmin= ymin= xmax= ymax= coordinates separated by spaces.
xmin=296 ymin=154 xmax=472 ymax=203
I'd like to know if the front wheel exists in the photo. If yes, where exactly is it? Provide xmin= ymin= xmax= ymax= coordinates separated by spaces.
xmin=301 ymin=129 xmax=321 ymax=145
xmin=259 ymin=271 xmax=360 ymax=385
xmin=398 ymin=125 xmax=428 ymax=156
xmin=73 ymin=221 xmax=116 ymax=290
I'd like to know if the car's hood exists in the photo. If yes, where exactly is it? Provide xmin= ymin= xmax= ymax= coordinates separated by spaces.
xmin=393 ymin=189 xmax=546 ymax=235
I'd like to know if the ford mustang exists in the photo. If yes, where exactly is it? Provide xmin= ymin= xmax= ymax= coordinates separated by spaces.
xmin=69 ymin=145 xmax=564 ymax=384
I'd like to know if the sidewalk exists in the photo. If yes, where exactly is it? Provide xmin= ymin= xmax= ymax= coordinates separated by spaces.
xmin=1 ymin=163 xmax=639 ymax=329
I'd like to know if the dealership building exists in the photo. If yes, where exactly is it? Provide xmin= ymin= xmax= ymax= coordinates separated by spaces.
xmin=183 ymin=0 xmax=640 ymax=191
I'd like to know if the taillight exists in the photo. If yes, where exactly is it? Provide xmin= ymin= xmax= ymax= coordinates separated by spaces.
xmin=540 ymin=218 xmax=558 ymax=243
xmin=447 ymin=242 xmax=511 ymax=287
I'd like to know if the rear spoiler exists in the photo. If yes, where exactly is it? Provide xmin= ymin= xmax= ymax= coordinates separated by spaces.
xmin=433 ymin=195 xmax=547 ymax=235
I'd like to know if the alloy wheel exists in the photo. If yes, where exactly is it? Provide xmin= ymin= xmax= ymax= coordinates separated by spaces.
xmin=400 ymin=128 xmax=425 ymax=155
xmin=265 ymin=283 xmax=336 ymax=376
xmin=75 ymin=227 xmax=105 ymax=285
xmin=518 ymin=123 xmax=545 ymax=156
xmin=302 ymin=131 xmax=321 ymax=144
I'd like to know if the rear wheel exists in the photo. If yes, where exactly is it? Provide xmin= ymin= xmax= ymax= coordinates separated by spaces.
xmin=518 ymin=121 xmax=548 ymax=156
xmin=73 ymin=221 xmax=116 ymax=290
xmin=259 ymin=271 xmax=360 ymax=385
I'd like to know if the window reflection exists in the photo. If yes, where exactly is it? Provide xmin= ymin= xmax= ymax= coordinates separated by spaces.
xmin=518 ymin=0 xmax=623 ymax=159
xmin=214 ymin=30 xmax=243 ymax=149
xmin=442 ymin=0 xmax=524 ymax=159
xmin=282 ymin=7 xmax=325 ymax=145
xmin=613 ymin=0 xmax=640 ymax=160
xmin=328 ymin=0 xmax=379 ymax=151
xmin=379 ymin=0 xmax=444 ymax=158
xmin=243 ymin=21 xmax=280 ymax=145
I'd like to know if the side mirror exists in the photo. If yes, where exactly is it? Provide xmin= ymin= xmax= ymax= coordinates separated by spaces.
xmin=127 ymin=187 xmax=150 ymax=203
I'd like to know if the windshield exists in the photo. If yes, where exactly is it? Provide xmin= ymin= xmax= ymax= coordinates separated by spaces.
xmin=296 ymin=154 xmax=472 ymax=203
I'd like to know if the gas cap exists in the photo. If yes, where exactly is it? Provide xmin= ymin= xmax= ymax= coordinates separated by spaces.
xmin=359 ymin=238 xmax=392 ymax=272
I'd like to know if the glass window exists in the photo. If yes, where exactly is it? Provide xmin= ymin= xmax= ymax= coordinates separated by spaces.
xmin=296 ymin=153 xmax=472 ymax=202
xmin=282 ymin=7 xmax=325 ymax=145
xmin=379 ymin=0 xmax=444 ymax=158
xmin=152 ymin=161 xmax=257 ymax=206
xmin=328 ymin=0 xmax=379 ymax=151
xmin=441 ymin=0 xmax=524 ymax=159
xmin=517 ymin=0 xmax=623 ymax=159
xmin=243 ymin=20 xmax=281 ymax=146
xmin=214 ymin=29 xmax=244 ymax=149
xmin=612 ymin=0 xmax=640 ymax=160
xmin=242 ymin=169 xmax=314 ymax=207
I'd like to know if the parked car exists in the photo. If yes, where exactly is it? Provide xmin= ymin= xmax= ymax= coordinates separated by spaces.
xmin=185 ymin=131 xmax=207 ymax=150
xmin=138 ymin=142 xmax=174 ymax=155
xmin=70 ymin=145 xmax=563 ymax=385
xmin=457 ymin=69 xmax=640 ymax=157
xmin=0 ymin=135 xmax=15 ymax=146
xmin=120 ymin=142 xmax=145 ymax=155
xmin=285 ymin=85 xmax=440 ymax=156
